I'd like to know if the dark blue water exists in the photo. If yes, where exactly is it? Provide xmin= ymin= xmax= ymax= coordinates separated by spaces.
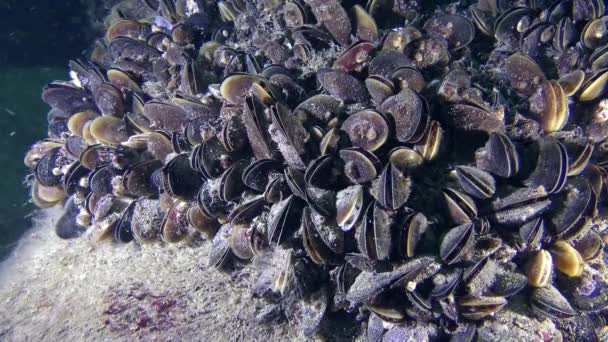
xmin=0 ymin=1 xmax=100 ymax=260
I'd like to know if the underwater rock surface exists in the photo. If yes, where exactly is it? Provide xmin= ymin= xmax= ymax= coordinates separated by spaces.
xmin=17 ymin=0 xmax=608 ymax=340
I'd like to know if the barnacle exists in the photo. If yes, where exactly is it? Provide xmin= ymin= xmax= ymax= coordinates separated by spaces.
xmin=25 ymin=0 xmax=608 ymax=339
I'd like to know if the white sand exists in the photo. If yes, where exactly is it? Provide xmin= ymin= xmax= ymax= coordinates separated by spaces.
xmin=0 ymin=208 xmax=300 ymax=341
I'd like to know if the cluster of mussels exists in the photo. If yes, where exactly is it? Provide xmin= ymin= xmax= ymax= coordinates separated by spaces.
xmin=24 ymin=0 xmax=608 ymax=339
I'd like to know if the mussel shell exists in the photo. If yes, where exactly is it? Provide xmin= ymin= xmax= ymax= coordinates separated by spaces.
xmin=144 ymin=101 xmax=189 ymax=132
xmin=242 ymin=159 xmax=282 ymax=192
xmin=42 ymin=82 xmax=96 ymax=114
xmin=398 ymin=212 xmax=428 ymax=258
xmin=114 ymin=200 xmax=136 ymax=243
xmin=316 ymin=68 xmax=368 ymax=103
xmin=55 ymin=197 xmax=86 ymax=239
xmin=218 ymin=159 xmax=247 ymax=202
xmin=333 ymin=41 xmax=376 ymax=72
xmin=578 ymin=69 xmax=608 ymax=102
xmin=525 ymin=138 xmax=568 ymax=194
xmin=373 ymin=162 xmax=411 ymax=211
xmin=336 ymin=185 xmax=365 ymax=231
xmin=302 ymin=207 xmax=344 ymax=265
xmin=379 ymin=88 xmax=428 ymax=144
xmin=530 ymin=285 xmax=576 ymax=319
xmin=341 ymin=109 xmax=389 ymax=151
xmin=356 ymin=201 xmax=392 ymax=261
xmin=339 ymin=147 xmax=380 ymax=184
xmin=439 ymin=222 xmax=474 ymax=265
xmin=162 ymin=153 xmax=204 ymax=200
xmin=443 ymin=188 xmax=477 ymax=225
xmin=477 ymin=132 xmax=519 ymax=178
xmin=267 ymin=195 xmax=305 ymax=244
xmin=423 ymin=14 xmax=475 ymax=50
xmin=552 ymin=176 xmax=595 ymax=240
xmin=34 ymin=147 xmax=62 ymax=187
xmin=161 ymin=200 xmax=191 ymax=243
xmin=228 ymin=196 xmax=266 ymax=226
xmin=505 ymin=53 xmax=546 ymax=97
xmin=455 ymin=166 xmax=496 ymax=199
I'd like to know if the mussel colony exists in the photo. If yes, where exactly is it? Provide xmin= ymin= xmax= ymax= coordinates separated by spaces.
xmin=23 ymin=0 xmax=608 ymax=339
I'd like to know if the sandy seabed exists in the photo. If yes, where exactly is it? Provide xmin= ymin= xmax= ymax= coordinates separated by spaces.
xmin=0 ymin=208 xmax=300 ymax=341
xmin=1 ymin=209 xmax=603 ymax=342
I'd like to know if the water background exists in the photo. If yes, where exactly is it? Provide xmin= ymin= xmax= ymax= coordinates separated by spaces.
xmin=0 ymin=1 xmax=101 ymax=260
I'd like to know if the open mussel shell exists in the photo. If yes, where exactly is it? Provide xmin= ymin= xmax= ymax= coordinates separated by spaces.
xmin=243 ymin=95 xmax=274 ymax=160
xmin=305 ymin=154 xmax=344 ymax=190
xmin=388 ymin=147 xmax=424 ymax=171
xmin=209 ymin=224 xmax=234 ymax=269
xmin=527 ymin=249 xmax=553 ymax=288
xmin=336 ymin=185 xmax=365 ymax=231
xmin=567 ymin=143 xmax=594 ymax=177
xmin=34 ymin=147 xmax=62 ymax=187
xmin=89 ymin=165 xmax=116 ymax=195
xmin=341 ymin=109 xmax=389 ymax=152
xmin=558 ymin=70 xmax=585 ymax=96
xmin=113 ymin=200 xmax=136 ymax=243
xmin=191 ymin=136 xmax=232 ymax=179
xmin=528 ymin=80 xmax=568 ymax=133
xmin=284 ymin=166 xmax=306 ymax=200
xmin=519 ymin=217 xmax=545 ymax=251
xmin=458 ymin=295 xmax=507 ymax=320
xmin=187 ymin=205 xmax=218 ymax=237
xmin=494 ymin=7 xmax=536 ymax=47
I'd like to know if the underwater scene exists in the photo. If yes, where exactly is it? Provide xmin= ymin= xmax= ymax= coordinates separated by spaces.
xmin=2 ymin=0 xmax=608 ymax=340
